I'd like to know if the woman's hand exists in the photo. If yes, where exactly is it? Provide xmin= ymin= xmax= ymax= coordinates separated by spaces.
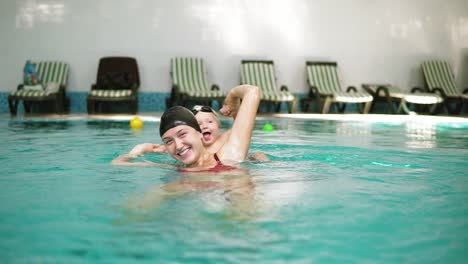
xmin=128 ymin=143 xmax=167 ymax=157
xmin=220 ymin=94 xmax=241 ymax=119
xmin=112 ymin=143 xmax=167 ymax=166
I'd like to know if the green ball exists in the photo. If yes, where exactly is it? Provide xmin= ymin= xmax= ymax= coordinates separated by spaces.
xmin=263 ymin=123 xmax=273 ymax=132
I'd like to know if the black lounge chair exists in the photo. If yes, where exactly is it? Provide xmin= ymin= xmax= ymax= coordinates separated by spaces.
xmin=87 ymin=57 xmax=140 ymax=114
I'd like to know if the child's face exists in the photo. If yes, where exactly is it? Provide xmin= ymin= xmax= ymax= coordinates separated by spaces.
xmin=195 ymin=112 xmax=221 ymax=146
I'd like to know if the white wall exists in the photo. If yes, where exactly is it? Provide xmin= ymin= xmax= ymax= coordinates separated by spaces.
xmin=1 ymin=0 xmax=468 ymax=93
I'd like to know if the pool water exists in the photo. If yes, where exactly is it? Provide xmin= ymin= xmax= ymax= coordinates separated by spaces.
xmin=0 ymin=117 xmax=467 ymax=263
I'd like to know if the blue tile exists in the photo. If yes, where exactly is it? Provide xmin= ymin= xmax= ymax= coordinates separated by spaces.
xmin=0 ymin=92 xmax=10 ymax=113
xmin=1 ymin=92 xmax=313 ymax=114
xmin=138 ymin=92 xmax=169 ymax=112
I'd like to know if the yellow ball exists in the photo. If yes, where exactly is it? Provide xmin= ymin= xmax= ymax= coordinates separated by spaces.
xmin=130 ymin=116 xmax=143 ymax=129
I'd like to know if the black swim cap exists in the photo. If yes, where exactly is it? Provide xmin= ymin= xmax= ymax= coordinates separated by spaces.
xmin=159 ymin=106 xmax=202 ymax=137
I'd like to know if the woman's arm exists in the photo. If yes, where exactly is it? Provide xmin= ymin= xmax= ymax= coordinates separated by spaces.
xmin=218 ymin=85 xmax=261 ymax=161
xmin=111 ymin=143 xmax=167 ymax=166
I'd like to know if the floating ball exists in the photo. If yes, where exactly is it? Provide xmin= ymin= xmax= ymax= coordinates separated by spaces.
xmin=130 ymin=116 xmax=143 ymax=129
xmin=263 ymin=123 xmax=273 ymax=132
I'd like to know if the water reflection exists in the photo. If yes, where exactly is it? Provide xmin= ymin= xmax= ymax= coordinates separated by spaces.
xmin=186 ymin=1 xmax=305 ymax=52
xmin=335 ymin=121 xmax=371 ymax=136
xmin=405 ymin=121 xmax=436 ymax=149
xmin=8 ymin=120 xmax=70 ymax=131
xmin=16 ymin=0 xmax=65 ymax=28
xmin=86 ymin=120 xmax=128 ymax=130
xmin=334 ymin=121 xmax=373 ymax=147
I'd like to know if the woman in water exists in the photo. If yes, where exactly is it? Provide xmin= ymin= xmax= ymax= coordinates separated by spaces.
xmin=120 ymin=104 xmax=268 ymax=162
xmin=114 ymin=85 xmax=261 ymax=217
xmin=112 ymin=84 xmax=261 ymax=170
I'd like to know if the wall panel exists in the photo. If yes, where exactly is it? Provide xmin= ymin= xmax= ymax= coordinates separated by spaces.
xmin=1 ymin=0 xmax=467 ymax=94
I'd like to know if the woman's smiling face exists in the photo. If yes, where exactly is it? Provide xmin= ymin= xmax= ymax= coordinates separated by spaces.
xmin=162 ymin=125 xmax=204 ymax=165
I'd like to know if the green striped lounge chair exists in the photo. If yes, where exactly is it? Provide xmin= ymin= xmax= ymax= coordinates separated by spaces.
xmin=302 ymin=61 xmax=373 ymax=114
xmin=240 ymin=60 xmax=296 ymax=113
xmin=168 ymin=57 xmax=224 ymax=108
xmin=362 ymin=84 xmax=443 ymax=114
xmin=8 ymin=61 xmax=69 ymax=115
xmin=422 ymin=60 xmax=468 ymax=115
xmin=87 ymin=57 xmax=140 ymax=114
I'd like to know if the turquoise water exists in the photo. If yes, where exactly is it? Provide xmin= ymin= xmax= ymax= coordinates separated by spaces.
xmin=0 ymin=117 xmax=467 ymax=263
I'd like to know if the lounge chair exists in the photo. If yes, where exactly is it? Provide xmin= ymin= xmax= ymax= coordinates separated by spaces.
xmin=301 ymin=61 xmax=373 ymax=114
xmin=240 ymin=60 xmax=296 ymax=113
xmin=166 ymin=57 xmax=224 ymax=108
xmin=87 ymin=57 xmax=140 ymax=114
xmin=362 ymin=84 xmax=443 ymax=114
xmin=8 ymin=61 xmax=69 ymax=115
xmin=422 ymin=60 xmax=468 ymax=114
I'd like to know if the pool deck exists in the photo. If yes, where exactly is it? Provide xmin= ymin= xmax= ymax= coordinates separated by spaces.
xmin=3 ymin=113 xmax=468 ymax=124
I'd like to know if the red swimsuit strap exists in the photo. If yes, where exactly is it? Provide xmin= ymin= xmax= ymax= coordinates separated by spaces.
xmin=177 ymin=153 xmax=236 ymax=172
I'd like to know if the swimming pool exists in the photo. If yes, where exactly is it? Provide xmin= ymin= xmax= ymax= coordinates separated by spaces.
xmin=0 ymin=115 xmax=467 ymax=263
